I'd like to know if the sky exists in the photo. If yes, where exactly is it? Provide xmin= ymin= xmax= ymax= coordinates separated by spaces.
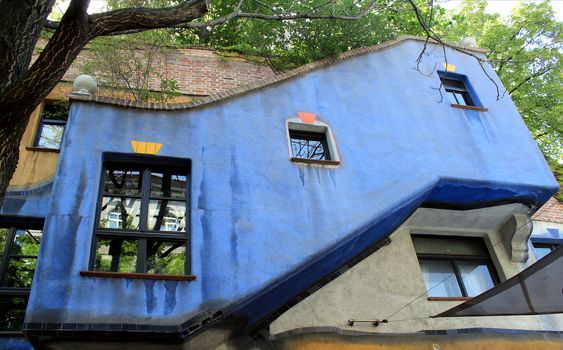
xmin=52 ymin=0 xmax=563 ymax=20
xmin=437 ymin=0 xmax=563 ymax=20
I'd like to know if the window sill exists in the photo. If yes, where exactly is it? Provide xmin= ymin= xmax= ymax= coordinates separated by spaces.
xmin=450 ymin=104 xmax=488 ymax=112
xmin=291 ymin=157 xmax=340 ymax=166
xmin=427 ymin=297 xmax=470 ymax=301
xmin=80 ymin=271 xmax=196 ymax=281
xmin=25 ymin=146 xmax=60 ymax=153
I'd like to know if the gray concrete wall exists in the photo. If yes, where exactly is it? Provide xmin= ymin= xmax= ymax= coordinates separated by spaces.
xmin=270 ymin=207 xmax=563 ymax=334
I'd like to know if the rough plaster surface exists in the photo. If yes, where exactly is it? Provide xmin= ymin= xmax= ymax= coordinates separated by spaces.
xmin=270 ymin=207 xmax=563 ymax=334
xmin=26 ymin=39 xmax=558 ymax=330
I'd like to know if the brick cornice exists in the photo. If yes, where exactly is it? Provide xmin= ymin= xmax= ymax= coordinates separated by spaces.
xmin=70 ymin=36 xmax=487 ymax=111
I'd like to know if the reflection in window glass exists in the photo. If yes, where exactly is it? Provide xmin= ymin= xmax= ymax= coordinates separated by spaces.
xmin=13 ymin=229 xmax=41 ymax=255
xmin=0 ymin=297 xmax=28 ymax=331
xmin=104 ymin=169 xmax=142 ymax=196
xmin=290 ymin=131 xmax=330 ymax=161
xmin=0 ymin=228 xmax=7 ymax=258
xmin=146 ymin=241 xmax=186 ymax=275
xmin=419 ymin=259 xmax=463 ymax=297
xmin=37 ymin=124 xmax=65 ymax=149
xmin=534 ymin=246 xmax=552 ymax=260
xmin=148 ymin=200 xmax=186 ymax=232
xmin=150 ymin=172 xmax=186 ymax=199
xmin=35 ymin=103 xmax=68 ymax=149
xmin=458 ymin=262 xmax=495 ymax=297
xmin=94 ymin=238 xmax=137 ymax=273
xmin=3 ymin=258 xmax=37 ymax=288
xmin=99 ymin=197 xmax=141 ymax=230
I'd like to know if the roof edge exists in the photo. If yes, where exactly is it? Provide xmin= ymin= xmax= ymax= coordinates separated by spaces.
xmin=70 ymin=35 xmax=487 ymax=111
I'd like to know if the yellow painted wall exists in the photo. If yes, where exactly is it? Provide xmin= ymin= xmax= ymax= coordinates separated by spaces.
xmin=278 ymin=332 xmax=563 ymax=350
xmin=8 ymin=83 xmax=72 ymax=189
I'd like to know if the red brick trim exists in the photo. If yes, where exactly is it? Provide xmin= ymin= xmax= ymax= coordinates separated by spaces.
xmin=70 ymin=36 xmax=487 ymax=111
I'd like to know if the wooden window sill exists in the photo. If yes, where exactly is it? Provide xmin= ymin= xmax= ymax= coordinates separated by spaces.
xmin=291 ymin=157 xmax=340 ymax=166
xmin=80 ymin=271 xmax=196 ymax=281
xmin=450 ymin=104 xmax=488 ymax=112
xmin=25 ymin=146 xmax=60 ymax=153
xmin=427 ymin=297 xmax=470 ymax=301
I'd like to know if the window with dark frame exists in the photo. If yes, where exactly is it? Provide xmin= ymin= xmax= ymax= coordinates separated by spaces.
xmin=440 ymin=77 xmax=475 ymax=106
xmin=532 ymin=240 xmax=561 ymax=260
xmin=412 ymin=235 xmax=498 ymax=298
xmin=289 ymin=130 xmax=331 ymax=161
xmin=0 ymin=222 xmax=43 ymax=331
xmin=91 ymin=155 xmax=190 ymax=275
xmin=35 ymin=102 xmax=69 ymax=149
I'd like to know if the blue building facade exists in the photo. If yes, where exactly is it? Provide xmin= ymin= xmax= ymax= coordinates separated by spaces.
xmin=1 ymin=37 xmax=559 ymax=349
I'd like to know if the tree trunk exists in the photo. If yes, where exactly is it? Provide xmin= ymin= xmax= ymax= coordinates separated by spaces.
xmin=0 ymin=0 xmax=91 ymax=206
xmin=0 ymin=0 xmax=209 ymax=207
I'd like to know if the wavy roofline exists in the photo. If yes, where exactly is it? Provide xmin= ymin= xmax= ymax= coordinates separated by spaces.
xmin=70 ymin=35 xmax=486 ymax=111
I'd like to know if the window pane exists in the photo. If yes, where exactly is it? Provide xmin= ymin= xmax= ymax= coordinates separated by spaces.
xmin=94 ymin=238 xmax=137 ymax=273
xmin=146 ymin=240 xmax=185 ymax=275
xmin=150 ymin=172 xmax=187 ymax=199
xmin=0 ymin=228 xmax=8 ymax=258
xmin=147 ymin=200 xmax=186 ymax=232
xmin=458 ymin=261 xmax=495 ymax=297
xmin=37 ymin=123 xmax=65 ymax=149
xmin=290 ymin=133 xmax=329 ymax=160
xmin=2 ymin=258 xmax=37 ymax=288
xmin=419 ymin=259 xmax=463 ymax=297
xmin=446 ymin=91 xmax=459 ymax=104
xmin=11 ymin=229 xmax=42 ymax=256
xmin=534 ymin=246 xmax=552 ymax=260
xmin=0 ymin=296 xmax=28 ymax=331
xmin=99 ymin=197 xmax=141 ymax=230
xmin=104 ymin=169 xmax=142 ymax=196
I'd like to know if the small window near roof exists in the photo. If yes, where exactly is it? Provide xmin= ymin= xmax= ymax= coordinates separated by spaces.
xmin=412 ymin=235 xmax=498 ymax=298
xmin=35 ymin=102 xmax=69 ymax=149
xmin=441 ymin=78 xmax=474 ymax=106
xmin=286 ymin=119 xmax=340 ymax=165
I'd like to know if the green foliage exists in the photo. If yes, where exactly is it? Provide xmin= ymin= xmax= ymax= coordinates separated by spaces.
xmin=442 ymin=0 xmax=562 ymax=163
xmin=175 ymin=0 xmax=442 ymax=70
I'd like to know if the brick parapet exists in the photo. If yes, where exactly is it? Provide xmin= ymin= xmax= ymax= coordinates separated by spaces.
xmin=533 ymin=197 xmax=563 ymax=224
xmin=70 ymin=36 xmax=487 ymax=111
xmin=33 ymin=38 xmax=276 ymax=97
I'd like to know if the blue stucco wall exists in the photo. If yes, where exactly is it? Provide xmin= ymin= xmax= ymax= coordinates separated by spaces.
xmin=0 ymin=182 xmax=52 ymax=218
xmin=26 ymin=39 xmax=558 ymax=328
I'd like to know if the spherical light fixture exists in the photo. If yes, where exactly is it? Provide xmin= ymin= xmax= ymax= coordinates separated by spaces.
xmin=72 ymin=74 xmax=98 ymax=95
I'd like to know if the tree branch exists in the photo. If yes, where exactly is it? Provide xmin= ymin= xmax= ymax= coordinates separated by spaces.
xmin=89 ymin=0 xmax=209 ymax=38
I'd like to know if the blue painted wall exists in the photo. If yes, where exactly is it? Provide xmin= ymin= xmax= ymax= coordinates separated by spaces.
xmin=26 ymin=39 xmax=558 ymax=328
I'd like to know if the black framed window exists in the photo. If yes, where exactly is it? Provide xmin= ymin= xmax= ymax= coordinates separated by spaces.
xmin=35 ymin=102 xmax=68 ymax=149
xmin=91 ymin=154 xmax=190 ymax=275
xmin=440 ymin=78 xmax=474 ymax=106
xmin=413 ymin=235 xmax=498 ymax=298
xmin=289 ymin=130 xmax=331 ymax=161
xmin=532 ymin=240 xmax=561 ymax=260
xmin=0 ymin=221 xmax=43 ymax=331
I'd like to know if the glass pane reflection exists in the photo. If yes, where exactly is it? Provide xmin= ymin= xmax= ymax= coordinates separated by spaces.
xmin=104 ymin=169 xmax=142 ymax=196
xmin=150 ymin=172 xmax=186 ymax=199
xmin=99 ymin=197 xmax=141 ymax=230
xmin=37 ymin=124 xmax=65 ymax=149
xmin=420 ymin=259 xmax=462 ymax=297
xmin=146 ymin=240 xmax=186 ymax=274
xmin=12 ymin=229 xmax=42 ymax=255
xmin=3 ymin=258 xmax=37 ymax=288
xmin=94 ymin=238 xmax=137 ymax=273
xmin=148 ymin=200 xmax=186 ymax=232
xmin=458 ymin=261 xmax=494 ymax=297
